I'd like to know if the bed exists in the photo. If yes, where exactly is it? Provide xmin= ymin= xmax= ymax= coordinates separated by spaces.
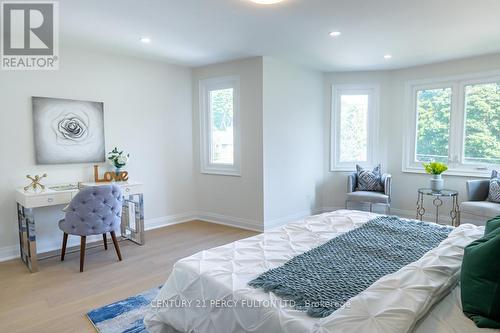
xmin=144 ymin=210 xmax=498 ymax=333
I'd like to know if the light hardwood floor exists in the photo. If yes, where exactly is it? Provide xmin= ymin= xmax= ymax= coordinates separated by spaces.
xmin=0 ymin=221 xmax=258 ymax=333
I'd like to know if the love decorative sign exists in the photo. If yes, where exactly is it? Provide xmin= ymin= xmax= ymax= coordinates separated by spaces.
xmin=94 ymin=165 xmax=129 ymax=182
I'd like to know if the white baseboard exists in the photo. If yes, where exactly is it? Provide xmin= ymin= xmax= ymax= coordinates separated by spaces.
xmin=145 ymin=211 xmax=197 ymax=230
xmin=264 ymin=208 xmax=325 ymax=230
xmin=0 ymin=245 xmax=19 ymax=262
xmin=194 ymin=211 xmax=263 ymax=232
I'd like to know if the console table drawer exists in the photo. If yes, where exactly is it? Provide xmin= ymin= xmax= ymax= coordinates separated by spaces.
xmin=120 ymin=184 xmax=142 ymax=196
xmin=25 ymin=192 xmax=72 ymax=208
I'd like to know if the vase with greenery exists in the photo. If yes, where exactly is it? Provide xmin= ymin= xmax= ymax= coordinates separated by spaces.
xmin=423 ymin=161 xmax=448 ymax=192
xmin=108 ymin=147 xmax=130 ymax=173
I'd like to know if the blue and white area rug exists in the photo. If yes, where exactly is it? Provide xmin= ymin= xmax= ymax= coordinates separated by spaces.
xmin=87 ymin=286 xmax=161 ymax=333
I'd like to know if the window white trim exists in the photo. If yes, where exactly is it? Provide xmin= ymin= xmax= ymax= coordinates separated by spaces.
xmin=330 ymin=84 xmax=380 ymax=171
xmin=199 ymin=76 xmax=241 ymax=176
xmin=403 ymin=70 xmax=500 ymax=177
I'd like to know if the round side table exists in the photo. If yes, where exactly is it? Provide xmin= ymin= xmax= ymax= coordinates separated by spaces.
xmin=416 ymin=188 xmax=460 ymax=226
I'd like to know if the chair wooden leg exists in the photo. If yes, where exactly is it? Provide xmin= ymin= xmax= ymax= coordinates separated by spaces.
xmin=80 ymin=236 xmax=86 ymax=272
xmin=61 ymin=233 xmax=68 ymax=261
xmin=103 ymin=233 xmax=108 ymax=250
xmin=110 ymin=231 xmax=122 ymax=261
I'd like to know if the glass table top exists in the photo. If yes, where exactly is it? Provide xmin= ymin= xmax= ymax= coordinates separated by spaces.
xmin=418 ymin=188 xmax=458 ymax=196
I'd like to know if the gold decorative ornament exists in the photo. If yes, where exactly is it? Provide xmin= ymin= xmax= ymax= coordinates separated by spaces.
xmin=94 ymin=165 xmax=129 ymax=183
xmin=24 ymin=174 xmax=48 ymax=192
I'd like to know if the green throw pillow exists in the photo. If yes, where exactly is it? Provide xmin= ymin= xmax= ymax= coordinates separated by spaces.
xmin=461 ymin=228 xmax=500 ymax=329
xmin=485 ymin=215 xmax=500 ymax=236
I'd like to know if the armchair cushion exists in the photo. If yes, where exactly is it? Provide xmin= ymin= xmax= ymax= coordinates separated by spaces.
xmin=346 ymin=191 xmax=389 ymax=204
xmin=488 ymin=170 xmax=500 ymax=203
xmin=356 ymin=164 xmax=383 ymax=192
xmin=461 ymin=201 xmax=500 ymax=220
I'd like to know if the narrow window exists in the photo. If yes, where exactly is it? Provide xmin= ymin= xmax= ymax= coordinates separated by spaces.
xmin=415 ymin=87 xmax=452 ymax=163
xmin=331 ymin=84 xmax=379 ymax=171
xmin=209 ymin=88 xmax=234 ymax=165
xmin=339 ymin=94 xmax=369 ymax=163
xmin=200 ymin=76 xmax=240 ymax=176
xmin=463 ymin=82 xmax=500 ymax=165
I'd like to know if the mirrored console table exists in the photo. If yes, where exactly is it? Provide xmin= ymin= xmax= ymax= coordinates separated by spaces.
xmin=15 ymin=181 xmax=144 ymax=272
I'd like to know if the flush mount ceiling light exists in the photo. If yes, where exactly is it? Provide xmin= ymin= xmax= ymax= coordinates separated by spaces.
xmin=249 ymin=0 xmax=285 ymax=4
xmin=384 ymin=54 xmax=392 ymax=60
xmin=140 ymin=36 xmax=151 ymax=44
xmin=329 ymin=31 xmax=342 ymax=37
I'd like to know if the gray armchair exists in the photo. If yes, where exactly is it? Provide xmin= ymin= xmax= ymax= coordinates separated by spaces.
xmin=346 ymin=172 xmax=392 ymax=214
xmin=460 ymin=180 xmax=500 ymax=225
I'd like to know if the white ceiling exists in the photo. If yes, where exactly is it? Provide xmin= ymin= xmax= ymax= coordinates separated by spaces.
xmin=60 ymin=0 xmax=500 ymax=71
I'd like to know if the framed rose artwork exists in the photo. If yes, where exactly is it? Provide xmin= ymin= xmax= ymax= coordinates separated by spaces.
xmin=32 ymin=97 xmax=105 ymax=164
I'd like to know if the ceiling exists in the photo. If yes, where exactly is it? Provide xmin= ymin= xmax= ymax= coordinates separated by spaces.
xmin=60 ymin=0 xmax=500 ymax=71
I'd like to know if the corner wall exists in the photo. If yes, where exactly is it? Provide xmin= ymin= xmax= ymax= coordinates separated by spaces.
xmin=192 ymin=57 xmax=265 ymax=231
xmin=263 ymin=57 xmax=324 ymax=228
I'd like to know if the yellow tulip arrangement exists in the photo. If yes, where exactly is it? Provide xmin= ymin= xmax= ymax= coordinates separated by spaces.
xmin=422 ymin=161 xmax=448 ymax=175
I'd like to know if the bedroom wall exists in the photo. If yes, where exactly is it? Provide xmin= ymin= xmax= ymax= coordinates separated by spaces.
xmin=322 ymin=71 xmax=392 ymax=214
xmin=192 ymin=57 xmax=265 ymax=231
xmin=0 ymin=46 xmax=195 ymax=260
xmin=323 ymin=53 xmax=500 ymax=220
xmin=262 ymin=57 xmax=324 ymax=228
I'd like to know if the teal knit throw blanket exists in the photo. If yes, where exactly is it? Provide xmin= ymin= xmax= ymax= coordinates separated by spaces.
xmin=249 ymin=216 xmax=452 ymax=318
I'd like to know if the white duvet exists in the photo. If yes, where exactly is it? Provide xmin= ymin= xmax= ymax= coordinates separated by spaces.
xmin=145 ymin=210 xmax=497 ymax=333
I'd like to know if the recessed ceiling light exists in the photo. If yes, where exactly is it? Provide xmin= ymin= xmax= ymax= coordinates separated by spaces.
xmin=249 ymin=0 xmax=285 ymax=4
xmin=140 ymin=37 xmax=151 ymax=44
xmin=384 ymin=54 xmax=392 ymax=60
xmin=329 ymin=31 xmax=342 ymax=37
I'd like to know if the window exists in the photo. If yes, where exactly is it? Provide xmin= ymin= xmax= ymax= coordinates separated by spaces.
xmin=199 ymin=76 xmax=241 ymax=176
xmin=415 ymin=87 xmax=452 ymax=163
xmin=463 ymin=82 xmax=500 ymax=165
xmin=404 ymin=73 xmax=500 ymax=176
xmin=331 ymin=84 xmax=379 ymax=171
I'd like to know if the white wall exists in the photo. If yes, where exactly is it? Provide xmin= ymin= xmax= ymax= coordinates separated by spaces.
xmin=262 ymin=57 xmax=324 ymax=228
xmin=192 ymin=57 xmax=264 ymax=231
xmin=323 ymin=53 xmax=500 ymax=219
xmin=0 ymin=46 xmax=194 ymax=259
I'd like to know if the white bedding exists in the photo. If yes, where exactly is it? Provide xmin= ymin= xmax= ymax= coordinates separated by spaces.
xmin=145 ymin=210 xmax=498 ymax=333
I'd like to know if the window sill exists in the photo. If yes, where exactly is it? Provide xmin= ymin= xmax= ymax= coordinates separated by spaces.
xmin=200 ymin=167 xmax=241 ymax=177
xmin=402 ymin=166 xmax=491 ymax=178
xmin=330 ymin=163 xmax=378 ymax=173
xmin=330 ymin=167 xmax=356 ymax=172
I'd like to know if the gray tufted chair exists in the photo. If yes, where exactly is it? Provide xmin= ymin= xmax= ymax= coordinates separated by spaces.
xmin=59 ymin=185 xmax=124 ymax=272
